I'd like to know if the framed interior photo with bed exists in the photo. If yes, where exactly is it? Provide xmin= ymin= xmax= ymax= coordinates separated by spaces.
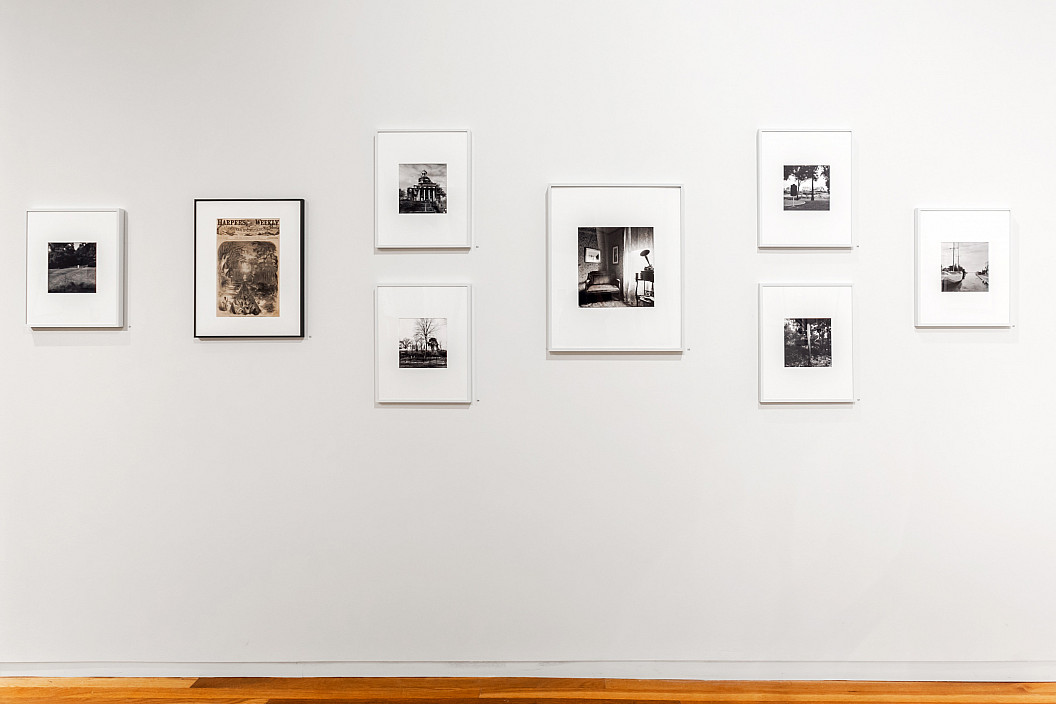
xmin=547 ymin=184 xmax=683 ymax=352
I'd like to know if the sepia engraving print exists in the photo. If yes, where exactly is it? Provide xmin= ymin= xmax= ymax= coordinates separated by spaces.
xmin=216 ymin=218 xmax=280 ymax=317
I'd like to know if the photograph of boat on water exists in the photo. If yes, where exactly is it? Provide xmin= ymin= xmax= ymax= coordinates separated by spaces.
xmin=940 ymin=242 xmax=988 ymax=292
xmin=915 ymin=209 xmax=1010 ymax=327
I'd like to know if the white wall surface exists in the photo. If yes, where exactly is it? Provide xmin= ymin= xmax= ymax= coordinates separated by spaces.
xmin=3 ymin=0 xmax=1056 ymax=679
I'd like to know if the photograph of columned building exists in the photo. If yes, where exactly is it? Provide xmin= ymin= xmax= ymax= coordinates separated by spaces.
xmin=399 ymin=163 xmax=448 ymax=213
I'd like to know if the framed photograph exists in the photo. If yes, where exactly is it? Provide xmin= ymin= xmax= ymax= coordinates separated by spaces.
xmin=547 ymin=185 xmax=683 ymax=352
xmin=375 ymin=130 xmax=471 ymax=248
xmin=194 ymin=199 xmax=304 ymax=338
xmin=584 ymin=247 xmax=600 ymax=263
xmin=758 ymin=129 xmax=852 ymax=247
xmin=915 ymin=208 xmax=1011 ymax=327
xmin=26 ymin=209 xmax=125 ymax=328
xmin=375 ymin=285 xmax=472 ymax=403
xmin=759 ymin=284 xmax=854 ymax=403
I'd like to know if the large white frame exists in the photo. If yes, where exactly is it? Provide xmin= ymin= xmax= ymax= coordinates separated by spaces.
xmin=915 ymin=208 xmax=1011 ymax=327
xmin=547 ymin=184 xmax=683 ymax=352
xmin=26 ymin=209 xmax=125 ymax=328
xmin=757 ymin=129 xmax=852 ymax=248
xmin=759 ymin=283 xmax=854 ymax=403
xmin=375 ymin=130 xmax=471 ymax=249
xmin=194 ymin=199 xmax=305 ymax=338
xmin=375 ymin=284 xmax=473 ymax=404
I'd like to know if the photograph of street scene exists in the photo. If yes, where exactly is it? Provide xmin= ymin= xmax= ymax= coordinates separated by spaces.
xmin=783 ymin=165 xmax=830 ymax=211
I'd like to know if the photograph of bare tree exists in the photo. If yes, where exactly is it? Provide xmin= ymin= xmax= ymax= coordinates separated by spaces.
xmin=399 ymin=317 xmax=448 ymax=368
xmin=783 ymin=165 xmax=830 ymax=211
xmin=941 ymin=241 xmax=989 ymax=292
xmin=784 ymin=318 xmax=832 ymax=367
xmin=47 ymin=241 xmax=96 ymax=293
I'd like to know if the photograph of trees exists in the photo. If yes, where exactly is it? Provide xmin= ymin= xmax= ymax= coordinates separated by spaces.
xmin=784 ymin=317 xmax=832 ymax=367
xmin=783 ymin=165 xmax=830 ymax=211
xmin=47 ymin=241 xmax=97 ymax=293
xmin=399 ymin=317 xmax=448 ymax=368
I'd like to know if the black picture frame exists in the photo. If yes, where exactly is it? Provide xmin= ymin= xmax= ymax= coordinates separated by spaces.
xmin=194 ymin=198 xmax=305 ymax=338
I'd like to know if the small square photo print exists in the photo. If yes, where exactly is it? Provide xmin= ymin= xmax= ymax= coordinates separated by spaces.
xmin=784 ymin=317 xmax=832 ymax=367
xmin=399 ymin=164 xmax=447 ymax=214
xmin=940 ymin=241 xmax=988 ymax=292
xmin=398 ymin=317 xmax=448 ymax=368
xmin=47 ymin=242 xmax=97 ymax=293
xmin=783 ymin=165 xmax=830 ymax=211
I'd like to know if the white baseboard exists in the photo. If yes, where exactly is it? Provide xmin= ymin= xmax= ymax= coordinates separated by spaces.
xmin=4 ymin=661 xmax=1056 ymax=680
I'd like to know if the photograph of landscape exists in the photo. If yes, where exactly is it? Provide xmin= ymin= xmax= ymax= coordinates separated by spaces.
xmin=47 ymin=241 xmax=96 ymax=293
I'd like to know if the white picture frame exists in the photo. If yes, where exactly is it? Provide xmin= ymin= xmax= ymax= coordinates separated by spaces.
xmin=194 ymin=199 xmax=305 ymax=338
xmin=758 ymin=129 xmax=852 ymax=248
xmin=914 ymin=208 xmax=1011 ymax=327
xmin=26 ymin=209 xmax=125 ymax=328
xmin=759 ymin=283 xmax=854 ymax=403
xmin=375 ymin=285 xmax=473 ymax=404
xmin=375 ymin=130 xmax=471 ymax=249
xmin=547 ymin=184 xmax=683 ymax=352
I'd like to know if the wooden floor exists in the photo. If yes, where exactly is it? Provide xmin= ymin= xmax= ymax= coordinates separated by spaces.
xmin=3 ymin=678 xmax=1056 ymax=704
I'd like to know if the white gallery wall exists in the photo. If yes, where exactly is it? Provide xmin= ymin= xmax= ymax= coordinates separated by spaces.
xmin=3 ymin=0 xmax=1056 ymax=680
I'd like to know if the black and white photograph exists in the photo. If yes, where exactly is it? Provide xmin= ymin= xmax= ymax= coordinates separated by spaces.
xmin=376 ymin=285 xmax=471 ymax=403
xmin=759 ymin=284 xmax=853 ymax=403
xmin=915 ymin=210 xmax=1009 ymax=327
xmin=941 ymin=241 xmax=989 ymax=292
xmin=784 ymin=318 xmax=832 ymax=367
xmin=399 ymin=163 xmax=447 ymax=214
xmin=577 ymin=227 xmax=654 ymax=308
xmin=548 ymin=185 xmax=682 ymax=351
xmin=398 ymin=317 xmax=448 ymax=368
xmin=47 ymin=241 xmax=97 ymax=293
xmin=27 ymin=209 xmax=124 ymax=327
xmin=375 ymin=130 xmax=470 ymax=247
xmin=758 ymin=131 xmax=851 ymax=247
xmin=783 ymin=165 xmax=830 ymax=211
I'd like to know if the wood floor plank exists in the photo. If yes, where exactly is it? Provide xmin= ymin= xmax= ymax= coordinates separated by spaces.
xmin=606 ymin=680 xmax=1056 ymax=694
xmin=191 ymin=677 xmax=482 ymax=695
xmin=2 ymin=677 xmax=1056 ymax=703
xmin=477 ymin=679 xmax=608 ymax=693
xmin=0 ymin=677 xmax=197 ymax=688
